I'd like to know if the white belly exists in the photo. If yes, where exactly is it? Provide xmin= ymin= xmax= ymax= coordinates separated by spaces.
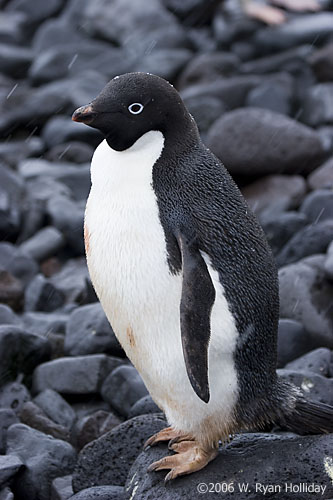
xmin=85 ymin=132 xmax=239 ymax=439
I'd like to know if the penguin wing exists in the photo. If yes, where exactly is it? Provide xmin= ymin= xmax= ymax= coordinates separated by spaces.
xmin=176 ymin=229 xmax=216 ymax=404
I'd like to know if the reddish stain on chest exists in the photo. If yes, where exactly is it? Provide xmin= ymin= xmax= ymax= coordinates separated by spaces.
xmin=84 ymin=223 xmax=91 ymax=256
xmin=126 ymin=326 xmax=136 ymax=347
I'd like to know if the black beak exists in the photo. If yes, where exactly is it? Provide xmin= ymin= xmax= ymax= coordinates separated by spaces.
xmin=72 ymin=104 xmax=97 ymax=124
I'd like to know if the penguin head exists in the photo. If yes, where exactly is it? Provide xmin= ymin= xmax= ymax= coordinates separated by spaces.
xmin=72 ymin=72 xmax=198 ymax=151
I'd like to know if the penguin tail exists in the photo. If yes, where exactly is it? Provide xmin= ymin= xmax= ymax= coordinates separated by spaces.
xmin=278 ymin=397 xmax=333 ymax=435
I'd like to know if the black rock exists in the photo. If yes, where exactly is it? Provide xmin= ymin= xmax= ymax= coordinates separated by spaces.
xmin=23 ymin=311 xmax=68 ymax=336
xmin=24 ymin=274 xmax=65 ymax=313
xmin=309 ymin=42 xmax=333 ymax=82
xmin=0 ymin=409 xmax=18 ymax=453
xmin=20 ymin=226 xmax=65 ymax=262
xmin=0 ymin=486 xmax=14 ymax=500
xmin=301 ymin=83 xmax=333 ymax=127
xmin=246 ymin=80 xmax=292 ymax=115
xmin=128 ymin=395 xmax=161 ymax=419
xmin=46 ymin=141 xmax=94 ymax=164
xmin=183 ymin=95 xmax=225 ymax=135
xmin=6 ymin=423 xmax=76 ymax=500
xmin=101 ymin=365 xmax=148 ymax=417
xmin=285 ymin=348 xmax=332 ymax=377
xmin=300 ymin=189 xmax=333 ymax=223
xmin=0 ymin=305 xmax=20 ymax=327
xmin=240 ymin=44 xmax=312 ymax=75
xmin=308 ymin=157 xmax=333 ymax=190
xmin=126 ymin=433 xmax=333 ymax=499
xmin=325 ymin=241 xmax=333 ymax=280
xmin=0 ymin=43 xmax=32 ymax=78
xmin=47 ymin=196 xmax=85 ymax=255
xmin=135 ymin=48 xmax=192 ymax=82
xmin=0 ymin=271 xmax=23 ymax=312
xmin=242 ymin=174 xmax=306 ymax=215
xmin=42 ymin=116 xmax=102 ymax=148
xmin=19 ymin=401 xmax=70 ymax=441
xmin=278 ymin=369 xmax=333 ymax=406
xmin=0 ymin=382 xmax=31 ymax=415
xmin=50 ymin=475 xmax=73 ymax=500
xmin=277 ymin=319 xmax=322 ymax=368
xmin=206 ymin=108 xmax=325 ymax=177
xmin=0 ymin=454 xmax=23 ymax=487
xmin=70 ymin=486 xmax=125 ymax=500
xmin=279 ymin=256 xmax=333 ymax=347
xmin=0 ymin=246 xmax=38 ymax=287
xmin=34 ymin=389 xmax=76 ymax=429
xmin=49 ymin=259 xmax=90 ymax=303
xmin=72 ymin=413 xmax=166 ymax=491
xmin=65 ymin=303 xmax=122 ymax=356
xmin=0 ymin=325 xmax=51 ymax=385
xmin=74 ymin=409 xmax=122 ymax=450
xmin=32 ymin=355 xmax=117 ymax=394
xmin=260 ymin=211 xmax=308 ymax=256
xmin=276 ymin=220 xmax=333 ymax=267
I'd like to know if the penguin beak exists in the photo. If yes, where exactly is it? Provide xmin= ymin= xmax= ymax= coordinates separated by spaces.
xmin=72 ymin=104 xmax=97 ymax=125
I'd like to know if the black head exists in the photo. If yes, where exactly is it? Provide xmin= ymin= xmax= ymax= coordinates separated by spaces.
xmin=72 ymin=72 xmax=199 ymax=151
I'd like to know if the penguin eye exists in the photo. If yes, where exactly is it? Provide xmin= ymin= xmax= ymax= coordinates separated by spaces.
xmin=128 ymin=103 xmax=144 ymax=115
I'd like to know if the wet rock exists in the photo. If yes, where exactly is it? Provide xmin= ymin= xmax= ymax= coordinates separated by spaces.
xmin=206 ymin=108 xmax=325 ymax=177
xmin=278 ymin=369 xmax=333 ymax=406
xmin=42 ymin=116 xmax=102 ymax=148
xmin=0 ymin=325 xmax=51 ymax=385
xmin=276 ymin=220 xmax=333 ymax=267
xmin=242 ymin=175 xmax=306 ymax=215
xmin=308 ymin=157 xmax=333 ymax=190
xmin=301 ymin=83 xmax=333 ymax=127
xmin=65 ymin=303 xmax=121 ymax=356
xmin=128 ymin=395 xmax=161 ymax=419
xmin=23 ymin=311 xmax=68 ymax=336
xmin=20 ymin=226 xmax=65 ymax=262
xmin=285 ymin=348 xmax=332 ymax=377
xmin=279 ymin=256 xmax=333 ymax=347
xmin=101 ymin=365 xmax=148 ymax=417
xmin=32 ymin=355 xmax=116 ymax=394
xmin=71 ymin=486 xmax=125 ymax=500
xmin=24 ymin=274 xmax=65 ymax=313
xmin=260 ymin=211 xmax=308 ymax=256
xmin=309 ymin=42 xmax=333 ymax=82
xmin=300 ymin=189 xmax=333 ymax=223
xmin=254 ymin=13 xmax=333 ymax=52
xmin=34 ymin=389 xmax=75 ymax=429
xmin=75 ymin=409 xmax=122 ymax=450
xmin=126 ymin=433 xmax=333 ymax=499
xmin=72 ymin=413 xmax=166 ymax=491
xmin=50 ymin=475 xmax=73 ymax=500
xmin=46 ymin=142 xmax=94 ymax=164
xmin=6 ymin=423 xmax=76 ymax=500
xmin=0 ymin=383 xmax=31 ymax=415
xmin=0 ymin=305 xmax=20 ymax=327
xmin=0 ymin=43 xmax=32 ymax=78
xmin=0 ymin=409 xmax=18 ymax=453
xmin=0 ymin=271 xmax=23 ymax=312
xmin=0 ymin=454 xmax=23 ymax=487
xmin=19 ymin=401 xmax=70 ymax=441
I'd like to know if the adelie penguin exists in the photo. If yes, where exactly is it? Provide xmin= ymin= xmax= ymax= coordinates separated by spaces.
xmin=72 ymin=72 xmax=333 ymax=481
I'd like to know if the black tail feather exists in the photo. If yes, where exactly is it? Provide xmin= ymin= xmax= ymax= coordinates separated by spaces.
xmin=278 ymin=398 xmax=333 ymax=435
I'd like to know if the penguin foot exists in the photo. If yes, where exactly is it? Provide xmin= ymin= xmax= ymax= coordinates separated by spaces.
xmin=144 ymin=426 xmax=192 ymax=450
xmin=147 ymin=440 xmax=218 ymax=482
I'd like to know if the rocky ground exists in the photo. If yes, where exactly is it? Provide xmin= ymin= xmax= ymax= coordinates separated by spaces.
xmin=0 ymin=0 xmax=333 ymax=498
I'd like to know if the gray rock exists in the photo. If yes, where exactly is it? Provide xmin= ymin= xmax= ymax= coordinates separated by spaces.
xmin=65 ymin=303 xmax=121 ymax=356
xmin=6 ymin=423 xmax=76 ymax=500
xmin=206 ymin=108 xmax=325 ymax=177
xmin=70 ymin=486 xmax=124 ymax=500
xmin=260 ymin=211 xmax=308 ymax=256
xmin=276 ymin=220 xmax=333 ymax=267
xmin=0 ymin=271 xmax=23 ymax=312
xmin=135 ymin=49 xmax=192 ymax=81
xmin=0 ymin=138 xmax=43 ymax=168
xmin=32 ymin=18 xmax=84 ymax=53
xmin=0 ymin=243 xmax=38 ymax=287
xmin=6 ymin=0 xmax=64 ymax=25
xmin=309 ymin=42 xmax=333 ymax=82
xmin=325 ymin=241 xmax=333 ymax=280
xmin=0 ymin=12 xmax=26 ymax=45
xmin=0 ymin=409 xmax=18 ymax=453
xmin=128 ymin=395 xmax=161 ymax=419
xmin=0 ymin=325 xmax=51 ymax=385
xmin=278 ymin=369 xmax=333 ymax=406
xmin=126 ymin=433 xmax=333 ymax=499
xmin=183 ymin=95 xmax=225 ymax=135
xmin=24 ymin=274 xmax=65 ymax=313
xmin=72 ymin=413 xmax=166 ymax=491
xmin=0 ymin=43 xmax=32 ymax=78
xmin=242 ymin=175 xmax=306 ymax=215
xmin=240 ymin=44 xmax=312 ymax=75
xmin=0 ymin=164 xmax=25 ymax=241
xmin=277 ymin=319 xmax=321 ymax=368
xmin=308 ymin=157 xmax=333 ymax=190
xmin=101 ymin=365 xmax=148 ymax=417
xmin=0 ymin=305 xmax=20 ymax=327
xmin=23 ymin=311 xmax=68 ymax=336
xmin=49 ymin=259 xmax=90 ymax=303
xmin=19 ymin=401 xmax=70 ymax=441
xmin=279 ymin=257 xmax=333 ymax=347
xmin=47 ymin=196 xmax=85 ymax=255
xmin=246 ymin=81 xmax=292 ymax=115
xmin=0 ymin=383 xmax=31 ymax=415
xmin=75 ymin=409 xmax=122 ymax=450
xmin=42 ymin=116 xmax=102 ymax=148
xmin=32 ymin=355 xmax=116 ymax=394
xmin=301 ymin=84 xmax=333 ymax=127
xmin=19 ymin=226 xmax=65 ymax=262
xmin=34 ymin=389 xmax=75 ymax=429
xmin=300 ymin=189 xmax=333 ymax=223
xmin=46 ymin=141 xmax=94 ymax=164
xmin=285 ymin=348 xmax=332 ymax=377
xmin=0 ymin=487 xmax=14 ymax=500
xmin=0 ymin=454 xmax=23 ymax=487
xmin=50 ymin=475 xmax=73 ymax=500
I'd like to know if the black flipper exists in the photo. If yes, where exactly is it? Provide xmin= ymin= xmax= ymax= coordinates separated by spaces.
xmin=176 ymin=230 xmax=216 ymax=403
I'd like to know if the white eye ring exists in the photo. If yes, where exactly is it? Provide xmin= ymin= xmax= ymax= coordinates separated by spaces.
xmin=128 ymin=103 xmax=144 ymax=115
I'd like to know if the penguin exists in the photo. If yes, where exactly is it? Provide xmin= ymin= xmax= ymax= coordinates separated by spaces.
xmin=72 ymin=72 xmax=333 ymax=482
